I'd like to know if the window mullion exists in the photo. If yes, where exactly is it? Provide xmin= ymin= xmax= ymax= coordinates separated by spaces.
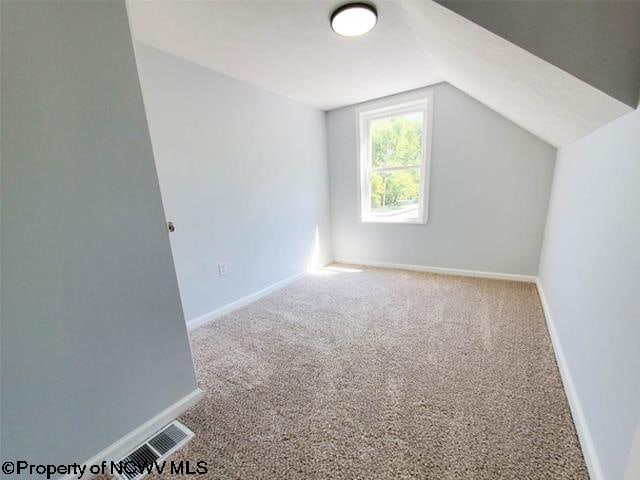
xmin=372 ymin=165 xmax=421 ymax=173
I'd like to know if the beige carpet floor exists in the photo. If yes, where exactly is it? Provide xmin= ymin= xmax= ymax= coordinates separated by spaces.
xmin=149 ymin=264 xmax=588 ymax=479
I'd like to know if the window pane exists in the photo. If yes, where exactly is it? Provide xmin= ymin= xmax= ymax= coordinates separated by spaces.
xmin=371 ymin=112 xmax=423 ymax=169
xmin=369 ymin=168 xmax=421 ymax=219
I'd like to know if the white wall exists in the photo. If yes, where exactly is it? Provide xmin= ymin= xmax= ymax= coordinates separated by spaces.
xmin=327 ymin=83 xmax=556 ymax=275
xmin=0 ymin=1 xmax=198 ymax=470
xmin=538 ymin=107 xmax=640 ymax=480
xmin=133 ymin=43 xmax=332 ymax=323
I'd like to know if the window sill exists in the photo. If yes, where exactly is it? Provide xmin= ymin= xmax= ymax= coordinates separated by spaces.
xmin=361 ymin=218 xmax=427 ymax=225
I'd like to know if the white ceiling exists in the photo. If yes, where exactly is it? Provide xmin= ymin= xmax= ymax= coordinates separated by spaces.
xmin=401 ymin=1 xmax=632 ymax=147
xmin=126 ymin=0 xmax=444 ymax=112
xmin=127 ymin=0 xmax=633 ymax=147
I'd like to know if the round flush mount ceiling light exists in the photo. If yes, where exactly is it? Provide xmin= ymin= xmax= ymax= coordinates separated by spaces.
xmin=330 ymin=3 xmax=378 ymax=37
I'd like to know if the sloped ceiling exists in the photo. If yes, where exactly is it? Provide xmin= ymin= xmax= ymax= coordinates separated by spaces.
xmin=400 ymin=1 xmax=632 ymax=147
xmin=128 ymin=0 xmax=634 ymax=148
xmin=436 ymin=0 xmax=640 ymax=108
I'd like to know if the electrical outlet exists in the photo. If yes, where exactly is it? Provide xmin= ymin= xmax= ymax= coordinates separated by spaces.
xmin=218 ymin=262 xmax=228 ymax=276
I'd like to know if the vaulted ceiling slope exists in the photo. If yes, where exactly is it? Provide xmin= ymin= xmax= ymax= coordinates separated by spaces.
xmin=128 ymin=0 xmax=634 ymax=148
xmin=400 ymin=1 xmax=633 ymax=147
xmin=436 ymin=0 xmax=640 ymax=109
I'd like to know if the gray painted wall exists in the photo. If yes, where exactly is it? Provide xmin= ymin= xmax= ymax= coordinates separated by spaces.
xmin=437 ymin=0 xmax=640 ymax=108
xmin=133 ymin=43 xmax=332 ymax=323
xmin=538 ymin=107 xmax=640 ymax=480
xmin=0 ymin=0 xmax=3 ymax=453
xmin=627 ymin=426 xmax=640 ymax=480
xmin=327 ymin=83 xmax=556 ymax=275
xmin=0 ymin=0 xmax=197 ymax=471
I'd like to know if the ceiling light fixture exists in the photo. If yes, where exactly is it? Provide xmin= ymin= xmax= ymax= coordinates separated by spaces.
xmin=330 ymin=3 xmax=377 ymax=37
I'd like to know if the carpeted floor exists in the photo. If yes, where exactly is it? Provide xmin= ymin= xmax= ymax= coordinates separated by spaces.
xmin=148 ymin=264 xmax=588 ymax=479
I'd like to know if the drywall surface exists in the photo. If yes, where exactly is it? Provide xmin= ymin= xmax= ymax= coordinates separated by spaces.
xmin=1 ymin=0 xmax=197 ymax=471
xmin=626 ymin=424 xmax=640 ymax=480
xmin=400 ymin=1 xmax=631 ymax=148
xmin=127 ymin=0 xmax=443 ymax=111
xmin=327 ymin=83 xmax=555 ymax=275
xmin=133 ymin=43 xmax=331 ymax=323
xmin=0 ymin=2 xmax=3 ymax=451
xmin=437 ymin=0 xmax=640 ymax=108
xmin=538 ymin=107 xmax=640 ymax=480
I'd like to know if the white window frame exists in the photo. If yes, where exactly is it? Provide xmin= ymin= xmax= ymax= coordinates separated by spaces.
xmin=357 ymin=91 xmax=434 ymax=224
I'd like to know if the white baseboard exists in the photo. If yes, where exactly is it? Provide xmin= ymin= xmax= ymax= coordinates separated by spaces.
xmin=63 ymin=388 xmax=203 ymax=480
xmin=535 ymin=279 xmax=604 ymax=480
xmin=187 ymin=272 xmax=305 ymax=330
xmin=332 ymin=258 xmax=536 ymax=283
xmin=74 ymin=265 xmax=597 ymax=480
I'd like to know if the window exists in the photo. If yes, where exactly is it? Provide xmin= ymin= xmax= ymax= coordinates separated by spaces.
xmin=358 ymin=94 xmax=432 ymax=224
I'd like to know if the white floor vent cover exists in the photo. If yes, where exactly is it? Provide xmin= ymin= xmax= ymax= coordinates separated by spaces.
xmin=114 ymin=421 xmax=194 ymax=480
